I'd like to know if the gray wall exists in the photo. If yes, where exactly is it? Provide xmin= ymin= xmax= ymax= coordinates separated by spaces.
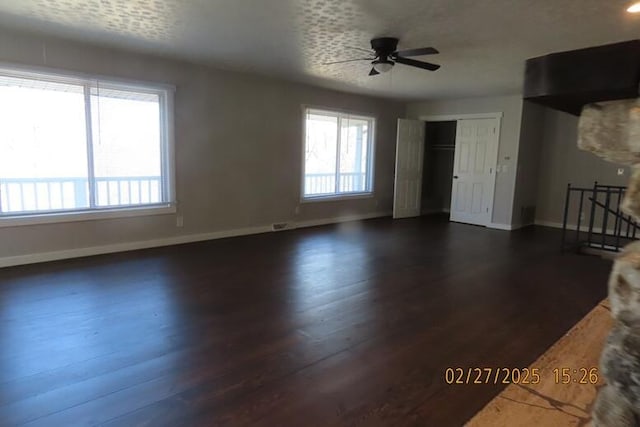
xmin=535 ymin=108 xmax=631 ymax=226
xmin=0 ymin=29 xmax=404 ymax=260
xmin=406 ymin=95 xmax=524 ymax=226
xmin=511 ymin=101 xmax=545 ymax=227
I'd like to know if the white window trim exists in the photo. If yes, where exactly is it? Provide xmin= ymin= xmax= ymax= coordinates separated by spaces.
xmin=0 ymin=63 xmax=177 ymax=227
xmin=301 ymin=105 xmax=376 ymax=202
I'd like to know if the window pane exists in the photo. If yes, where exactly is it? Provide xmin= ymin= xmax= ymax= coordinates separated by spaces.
xmin=0 ymin=76 xmax=89 ymax=214
xmin=339 ymin=117 xmax=369 ymax=193
xmin=90 ymin=87 xmax=162 ymax=207
xmin=304 ymin=112 xmax=337 ymax=196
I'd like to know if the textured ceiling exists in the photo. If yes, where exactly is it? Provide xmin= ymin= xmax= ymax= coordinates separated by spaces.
xmin=0 ymin=0 xmax=637 ymax=100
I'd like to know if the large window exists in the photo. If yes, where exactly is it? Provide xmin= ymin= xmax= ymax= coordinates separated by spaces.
xmin=303 ymin=108 xmax=375 ymax=199
xmin=0 ymin=66 xmax=173 ymax=220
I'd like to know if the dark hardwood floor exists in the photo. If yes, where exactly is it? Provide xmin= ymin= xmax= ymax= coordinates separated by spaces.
xmin=0 ymin=215 xmax=611 ymax=426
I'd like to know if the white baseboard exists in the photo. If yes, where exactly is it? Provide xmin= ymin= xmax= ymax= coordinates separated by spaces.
xmin=488 ymin=223 xmax=514 ymax=231
xmin=0 ymin=211 xmax=392 ymax=269
xmin=535 ymin=220 xmax=617 ymax=235
xmin=295 ymin=211 xmax=391 ymax=229
xmin=487 ymin=223 xmax=535 ymax=231
xmin=512 ymin=222 xmax=535 ymax=230
xmin=535 ymin=220 xmax=564 ymax=230
xmin=0 ymin=225 xmax=273 ymax=269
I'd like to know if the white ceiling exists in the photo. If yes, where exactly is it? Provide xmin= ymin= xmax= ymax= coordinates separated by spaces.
xmin=0 ymin=0 xmax=637 ymax=100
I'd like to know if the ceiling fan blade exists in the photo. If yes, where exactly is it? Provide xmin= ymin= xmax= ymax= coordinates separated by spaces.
xmin=394 ymin=56 xmax=441 ymax=71
xmin=323 ymin=57 xmax=373 ymax=65
xmin=394 ymin=47 xmax=439 ymax=57
xmin=369 ymin=67 xmax=380 ymax=76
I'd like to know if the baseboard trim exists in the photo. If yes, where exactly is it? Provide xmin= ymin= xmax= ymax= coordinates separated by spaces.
xmin=535 ymin=220 xmax=564 ymax=229
xmin=0 ymin=225 xmax=273 ymax=269
xmin=295 ymin=211 xmax=392 ymax=229
xmin=0 ymin=211 xmax=392 ymax=269
xmin=488 ymin=223 xmax=514 ymax=231
xmin=534 ymin=220 xmax=617 ymax=235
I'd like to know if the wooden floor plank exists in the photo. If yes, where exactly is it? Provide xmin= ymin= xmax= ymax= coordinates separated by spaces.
xmin=0 ymin=216 xmax=610 ymax=426
xmin=465 ymin=300 xmax=611 ymax=427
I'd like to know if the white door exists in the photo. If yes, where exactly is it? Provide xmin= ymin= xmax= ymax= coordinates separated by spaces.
xmin=450 ymin=118 xmax=499 ymax=226
xmin=393 ymin=119 xmax=425 ymax=219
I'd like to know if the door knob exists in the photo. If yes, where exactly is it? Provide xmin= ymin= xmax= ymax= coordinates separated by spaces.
xmin=453 ymin=176 xmax=459 ymax=179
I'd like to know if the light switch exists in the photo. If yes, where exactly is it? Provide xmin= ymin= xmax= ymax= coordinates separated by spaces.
xmin=618 ymin=168 xmax=625 ymax=176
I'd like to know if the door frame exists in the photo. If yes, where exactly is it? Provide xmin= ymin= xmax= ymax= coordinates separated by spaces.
xmin=418 ymin=112 xmax=502 ymax=227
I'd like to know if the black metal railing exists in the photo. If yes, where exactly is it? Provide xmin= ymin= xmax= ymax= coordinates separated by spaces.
xmin=561 ymin=182 xmax=640 ymax=253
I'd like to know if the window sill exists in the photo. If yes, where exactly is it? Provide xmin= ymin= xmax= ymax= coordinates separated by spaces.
xmin=301 ymin=193 xmax=374 ymax=203
xmin=0 ymin=205 xmax=176 ymax=228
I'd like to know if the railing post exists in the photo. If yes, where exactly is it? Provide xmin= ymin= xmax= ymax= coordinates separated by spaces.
xmin=576 ymin=189 xmax=585 ymax=251
xmin=602 ymin=187 xmax=611 ymax=249
xmin=615 ymin=188 xmax=623 ymax=251
xmin=587 ymin=181 xmax=598 ymax=249
xmin=4 ymin=183 xmax=11 ymax=212
xmin=561 ymin=183 xmax=571 ymax=252
xmin=19 ymin=183 xmax=26 ymax=211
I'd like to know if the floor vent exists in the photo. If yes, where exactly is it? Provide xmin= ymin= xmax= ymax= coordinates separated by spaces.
xmin=272 ymin=223 xmax=290 ymax=231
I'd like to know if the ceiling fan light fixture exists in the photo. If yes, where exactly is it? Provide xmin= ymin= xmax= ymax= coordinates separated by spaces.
xmin=373 ymin=60 xmax=394 ymax=73
xmin=628 ymin=2 xmax=640 ymax=12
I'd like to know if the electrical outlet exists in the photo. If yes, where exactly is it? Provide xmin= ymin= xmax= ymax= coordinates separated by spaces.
xmin=176 ymin=214 xmax=184 ymax=227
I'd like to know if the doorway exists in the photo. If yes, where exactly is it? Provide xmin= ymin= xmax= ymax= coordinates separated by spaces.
xmin=421 ymin=121 xmax=456 ymax=216
xmin=393 ymin=115 xmax=501 ymax=227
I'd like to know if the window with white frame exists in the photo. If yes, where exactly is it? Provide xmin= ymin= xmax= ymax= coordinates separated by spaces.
xmin=0 ymin=67 xmax=173 ymax=218
xmin=303 ymin=108 xmax=375 ymax=199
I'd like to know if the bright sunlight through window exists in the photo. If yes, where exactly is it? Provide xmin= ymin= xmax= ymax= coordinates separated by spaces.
xmin=303 ymin=108 xmax=375 ymax=199
xmin=0 ymin=67 xmax=173 ymax=218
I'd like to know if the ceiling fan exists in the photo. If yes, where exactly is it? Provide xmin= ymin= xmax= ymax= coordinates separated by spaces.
xmin=324 ymin=37 xmax=440 ymax=76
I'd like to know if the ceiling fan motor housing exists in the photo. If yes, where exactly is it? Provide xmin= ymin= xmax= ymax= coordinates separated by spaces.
xmin=359 ymin=37 xmax=440 ymax=75
xmin=371 ymin=37 xmax=399 ymax=59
